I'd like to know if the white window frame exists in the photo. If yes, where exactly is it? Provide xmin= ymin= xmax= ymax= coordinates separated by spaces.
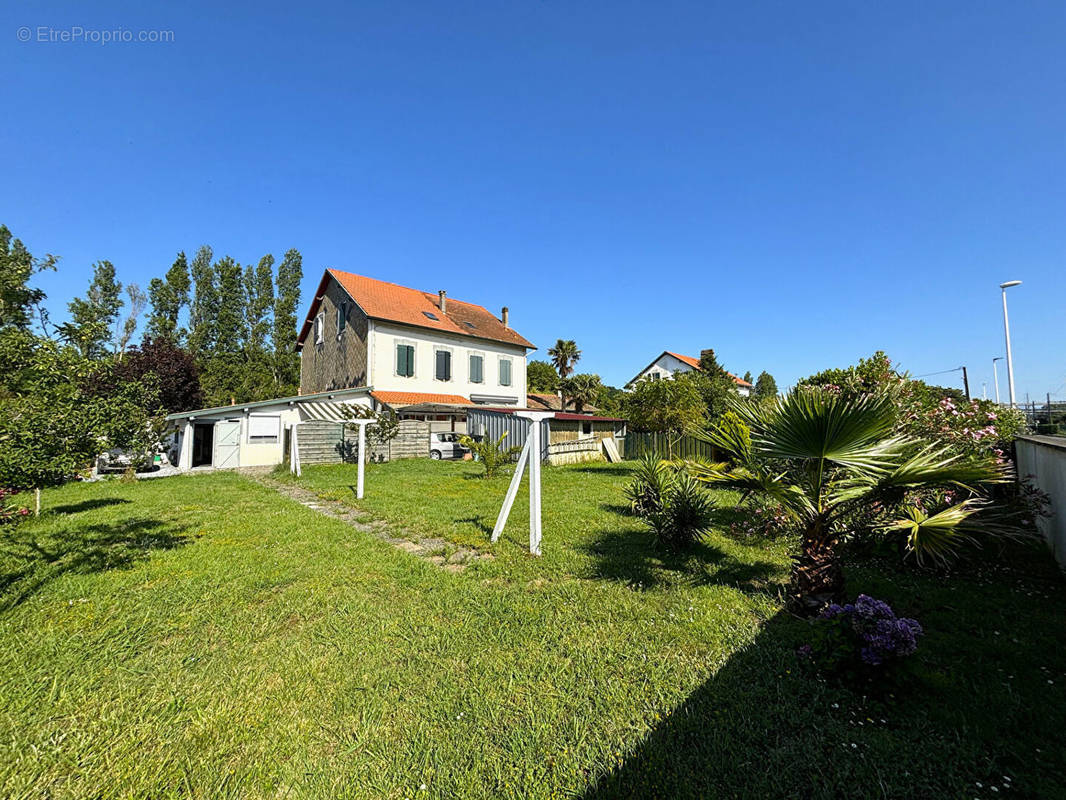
xmin=498 ymin=356 xmax=513 ymax=387
xmin=336 ymin=301 xmax=348 ymax=337
xmin=468 ymin=351 xmax=485 ymax=384
xmin=395 ymin=340 xmax=416 ymax=378
xmin=434 ymin=347 xmax=454 ymax=383
xmin=247 ymin=414 xmax=281 ymax=444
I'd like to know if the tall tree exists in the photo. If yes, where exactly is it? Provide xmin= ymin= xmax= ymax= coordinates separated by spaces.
xmin=272 ymin=248 xmax=302 ymax=394
xmin=116 ymin=284 xmax=147 ymax=356
xmin=0 ymin=225 xmax=55 ymax=331
xmin=563 ymin=373 xmax=602 ymax=413
xmin=548 ymin=339 xmax=581 ymax=409
xmin=623 ymin=371 xmax=706 ymax=456
xmin=743 ymin=371 xmax=753 ymax=384
xmin=146 ymin=251 xmax=190 ymax=342
xmin=58 ymin=261 xmax=123 ymax=359
xmin=754 ymin=371 xmax=778 ymax=401
xmin=187 ymin=245 xmax=217 ymax=358
xmin=693 ymin=348 xmax=739 ymax=422
xmin=212 ymin=256 xmax=247 ymax=357
xmin=244 ymin=255 xmax=274 ymax=355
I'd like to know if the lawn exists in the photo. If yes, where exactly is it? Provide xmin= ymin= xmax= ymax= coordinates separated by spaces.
xmin=0 ymin=460 xmax=1063 ymax=799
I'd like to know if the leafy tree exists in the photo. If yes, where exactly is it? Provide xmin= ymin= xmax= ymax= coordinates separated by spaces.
xmin=212 ymin=256 xmax=246 ymax=356
xmin=187 ymin=245 xmax=217 ymax=357
xmin=754 ymin=371 xmax=778 ymax=401
xmin=526 ymin=360 xmax=560 ymax=393
xmin=624 ymin=371 xmax=706 ymax=454
xmin=58 ymin=261 xmax=123 ymax=359
xmin=240 ymin=255 xmax=276 ymax=400
xmin=459 ymin=431 xmax=522 ymax=478
xmin=693 ymin=348 xmax=740 ymax=421
xmin=146 ymin=251 xmax=190 ymax=342
xmin=341 ymin=404 xmax=400 ymax=457
xmin=743 ymin=371 xmax=753 ymax=384
xmin=0 ymin=225 xmax=55 ymax=331
xmin=273 ymin=248 xmax=303 ymax=395
xmin=595 ymin=384 xmax=626 ymax=416
xmin=563 ymin=373 xmax=602 ymax=413
xmin=117 ymin=338 xmax=204 ymax=413
xmin=689 ymin=390 xmax=1006 ymax=611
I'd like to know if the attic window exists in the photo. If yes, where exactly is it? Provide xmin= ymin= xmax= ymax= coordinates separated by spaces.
xmin=463 ymin=321 xmax=476 ymax=329
xmin=422 ymin=311 xmax=439 ymax=321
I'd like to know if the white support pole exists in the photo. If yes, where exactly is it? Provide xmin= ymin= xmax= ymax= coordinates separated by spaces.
xmin=179 ymin=421 xmax=194 ymax=471
xmin=292 ymin=423 xmax=302 ymax=477
xmin=528 ymin=418 xmax=542 ymax=556
xmin=357 ymin=421 xmax=367 ymax=499
xmin=492 ymin=435 xmax=530 ymax=542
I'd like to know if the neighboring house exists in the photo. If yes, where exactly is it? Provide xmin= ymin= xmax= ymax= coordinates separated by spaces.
xmin=297 ymin=269 xmax=534 ymax=410
xmin=526 ymin=392 xmax=600 ymax=414
xmin=626 ymin=350 xmax=753 ymax=397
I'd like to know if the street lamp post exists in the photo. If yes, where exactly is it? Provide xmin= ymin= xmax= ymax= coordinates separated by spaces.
xmin=1000 ymin=281 xmax=1022 ymax=407
xmin=991 ymin=357 xmax=1003 ymax=405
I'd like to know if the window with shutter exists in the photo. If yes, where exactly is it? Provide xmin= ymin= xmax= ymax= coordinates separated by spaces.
xmin=396 ymin=344 xmax=414 ymax=377
xmin=499 ymin=358 xmax=512 ymax=386
xmin=469 ymin=354 xmax=483 ymax=384
xmin=435 ymin=350 xmax=452 ymax=381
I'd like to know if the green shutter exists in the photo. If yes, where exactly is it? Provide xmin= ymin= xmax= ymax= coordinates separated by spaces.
xmin=397 ymin=344 xmax=414 ymax=377
xmin=470 ymin=355 xmax=483 ymax=383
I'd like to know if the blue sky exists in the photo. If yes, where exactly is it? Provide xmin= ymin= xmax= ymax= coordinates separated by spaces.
xmin=3 ymin=1 xmax=1064 ymax=399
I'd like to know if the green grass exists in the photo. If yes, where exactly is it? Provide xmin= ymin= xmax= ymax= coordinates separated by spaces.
xmin=0 ymin=461 xmax=1064 ymax=799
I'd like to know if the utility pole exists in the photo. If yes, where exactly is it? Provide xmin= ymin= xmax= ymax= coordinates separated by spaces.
xmin=961 ymin=366 xmax=970 ymax=401
xmin=992 ymin=357 xmax=1003 ymax=404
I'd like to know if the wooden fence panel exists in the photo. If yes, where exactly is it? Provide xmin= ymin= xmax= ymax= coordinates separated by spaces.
xmin=624 ymin=432 xmax=717 ymax=461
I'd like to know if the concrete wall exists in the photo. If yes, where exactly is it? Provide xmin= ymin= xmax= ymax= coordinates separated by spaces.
xmin=370 ymin=320 xmax=526 ymax=403
xmin=1016 ymin=435 xmax=1066 ymax=570
xmin=300 ymin=278 xmax=370 ymax=395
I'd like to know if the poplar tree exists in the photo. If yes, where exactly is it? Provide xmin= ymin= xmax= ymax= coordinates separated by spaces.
xmin=146 ymin=251 xmax=190 ymax=342
xmin=242 ymin=255 xmax=276 ymax=400
xmin=187 ymin=245 xmax=217 ymax=358
xmin=273 ymin=248 xmax=302 ymax=395
xmin=59 ymin=261 xmax=123 ymax=359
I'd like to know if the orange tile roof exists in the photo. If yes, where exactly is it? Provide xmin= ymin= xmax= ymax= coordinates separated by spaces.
xmin=371 ymin=391 xmax=473 ymax=408
xmin=664 ymin=351 xmax=754 ymax=387
xmin=297 ymin=269 xmax=534 ymax=350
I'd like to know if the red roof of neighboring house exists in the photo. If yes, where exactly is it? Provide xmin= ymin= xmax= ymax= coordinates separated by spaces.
xmin=662 ymin=351 xmax=753 ymax=387
xmin=297 ymin=269 xmax=535 ymax=350
xmin=471 ymin=407 xmax=625 ymax=423
xmin=371 ymin=391 xmax=473 ymax=408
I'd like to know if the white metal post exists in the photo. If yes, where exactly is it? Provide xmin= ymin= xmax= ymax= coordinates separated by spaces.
xmin=992 ymin=358 xmax=1002 ymax=405
xmin=357 ymin=420 xmax=367 ymax=499
xmin=528 ymin=418 xmax=542 ymax=556
xmin=1000 ymin=281 xmax=1022 ymax=408
xmin=492 ymin=436 xmax=530 ymax=542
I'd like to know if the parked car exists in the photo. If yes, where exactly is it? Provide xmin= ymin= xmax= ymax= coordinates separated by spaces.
xmin=429 ymin=432 xmax=469 ymax=460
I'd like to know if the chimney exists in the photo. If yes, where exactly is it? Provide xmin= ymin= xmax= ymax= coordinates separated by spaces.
xmin=502 ymin=306 xmax=509 ymax=327
xmin=438 ymin=290 xmax=447 ymax=313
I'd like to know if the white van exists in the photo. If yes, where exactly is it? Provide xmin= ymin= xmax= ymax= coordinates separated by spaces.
xmin=429 ymin=432 xmax=469 ymax=460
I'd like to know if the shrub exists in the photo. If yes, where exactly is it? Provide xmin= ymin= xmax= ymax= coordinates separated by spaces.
xmin=802 ymin=595 xmax=923 ymax=675
xmin=625 ymin=457 xmax=716 ymax=549
xmin=459 ymin=432 xmax=522 ymax=478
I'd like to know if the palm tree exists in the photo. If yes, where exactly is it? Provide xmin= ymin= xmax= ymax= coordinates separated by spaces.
xmin=687 ymin=389 xmax=1007 ymax=612
xmin=565 ymin=374 xmax=602 ymax=414
xmin=547 ymin=339 xmax=581 ymax=409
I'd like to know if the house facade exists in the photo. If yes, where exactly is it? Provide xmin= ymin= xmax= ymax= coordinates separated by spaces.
xmin=297 ymin=269 xmax=533 ymax=409
xmin=627 ymin=350 xmax=753 ymax=397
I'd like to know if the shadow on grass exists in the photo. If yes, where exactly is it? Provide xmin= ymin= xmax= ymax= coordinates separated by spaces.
xmin=0 ymin=516 xmax=192 ymax=609
xmin=48 ymin=498 xmax=131 ymax=515
xmin=454 ymin=516 xmax=494 ymax=536
xmin=582 ymin=527 xmax=784 ymax=592
xmin=564 ymin=465 xmax=635 ymax=477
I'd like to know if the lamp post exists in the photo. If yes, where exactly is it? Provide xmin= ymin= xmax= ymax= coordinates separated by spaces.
xmin=991 ymin=357 xmax=1003 ymax=405
xmin=1000 ymin=281 xmax=1022 ymax=407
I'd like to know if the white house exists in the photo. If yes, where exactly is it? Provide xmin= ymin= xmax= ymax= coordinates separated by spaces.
xmin=165 ymin=269 xmax=536 ymax=470
xmin=627 ymin=350 xmax=753 ymax=397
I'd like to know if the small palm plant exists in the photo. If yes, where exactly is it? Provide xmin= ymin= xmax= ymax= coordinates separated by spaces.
xmin=687 ymin=389 xmax=1008 ymax=611
xmin=459 ymin=432 xmax=522 ymax=478
xmin=625 ymin=456 xmax=717 ymax=549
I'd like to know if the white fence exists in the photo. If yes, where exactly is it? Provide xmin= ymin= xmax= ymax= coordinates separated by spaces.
xmin=1016 ymin=435 xmax=1066 ymax=570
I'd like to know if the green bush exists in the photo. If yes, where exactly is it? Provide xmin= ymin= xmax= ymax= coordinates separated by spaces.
xmin=625 ymin=456 xmax=716 ymax=549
